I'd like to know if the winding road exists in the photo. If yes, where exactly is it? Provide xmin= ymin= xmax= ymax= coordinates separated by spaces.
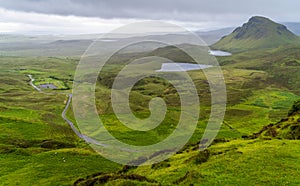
xmin=61 ymin=94 xmax=109 ymax=147
xmin=28 ymin=74 xmax=85 ymax=141
xmin=28 ymin=74 xmax=107 ymax=146
xmin=28 ymin=74 xmax=137 ymax=152
xmin=28 ymin=74 xmax=41 ymax=92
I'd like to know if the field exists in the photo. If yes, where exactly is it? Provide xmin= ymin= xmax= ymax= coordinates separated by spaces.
xmin=0 ymin=43 xmax=299 ymax=185
xmin=0 ymin=57 xmax=121 ymax=185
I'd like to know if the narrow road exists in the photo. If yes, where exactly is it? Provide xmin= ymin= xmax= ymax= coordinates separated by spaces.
xmin=62 ymin=94 xmax=109 ymax=147
xmin=28 ymin=74 xmax=135 ymax=151
xmin=61 ymin=94 xmax=83 ymax=138
xmin=28 ymin=74 xmax=107 ymax=146
xmin=28 ymin=74 xmax=41 ymax=92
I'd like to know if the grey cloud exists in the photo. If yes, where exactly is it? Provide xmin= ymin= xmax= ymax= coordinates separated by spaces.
xmin=0 ymin=0 xmax=299 ymax=22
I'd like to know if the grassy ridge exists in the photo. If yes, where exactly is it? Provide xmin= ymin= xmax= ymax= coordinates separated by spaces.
xmin=74 ymin=101 xmax=300 ymax=185
xmin=75 ymin=139 xmax=300 ymax=185
xmin=212 ymin=16 xmax=300 ymax=52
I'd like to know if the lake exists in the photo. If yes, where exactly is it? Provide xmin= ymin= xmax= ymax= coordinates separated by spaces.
xmin=156 ymin=63 xmax=212 ymax=72
xmin=209 ymin=50 xmax=232 ymax=56
xmin=156 ymin=50 xmax=231 ymax=72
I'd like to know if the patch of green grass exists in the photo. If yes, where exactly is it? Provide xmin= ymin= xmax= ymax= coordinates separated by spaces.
xmin=34 ymin=77 xmax=68 ymax=90
xmin=0 ymin=56 xmax=122 ymax=185
xmin=17 ymin=69 xmax=46 ymax=75
xmin=0 ymin=149 xmax=121 ymax=186
xmin=128 ymin=140 xmax=300 ymax=185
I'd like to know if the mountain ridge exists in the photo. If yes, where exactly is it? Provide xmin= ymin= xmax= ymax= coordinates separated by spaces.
xmin=212 ymin=16 xmax=300 ymax=52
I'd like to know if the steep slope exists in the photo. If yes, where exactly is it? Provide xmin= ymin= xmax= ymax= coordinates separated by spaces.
xmin=250 ymin=99 xmax=300 ymax=139
xmin=212 ymin=16 xmax=300 ymax=52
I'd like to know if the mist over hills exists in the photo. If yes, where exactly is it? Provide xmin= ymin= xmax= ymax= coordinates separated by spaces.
xmin=284 ymin=22 xmax=300 ymax=35
xmin=1 ymin=16 xmax=300 ymax=57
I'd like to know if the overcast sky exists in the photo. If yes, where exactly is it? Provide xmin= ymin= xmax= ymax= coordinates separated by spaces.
xmin=0 ymin=0 xmax=299 ymax=35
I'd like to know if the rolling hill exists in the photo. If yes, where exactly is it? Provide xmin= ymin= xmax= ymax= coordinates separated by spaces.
xmin=249 ymin=99 xmax=300 ymax=140
xmin=212 ymin=16 xmax=300 ymax=52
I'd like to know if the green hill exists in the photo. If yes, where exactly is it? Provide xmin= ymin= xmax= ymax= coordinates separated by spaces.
xmin=212 ymin=16 xmax=300 ymax=52
xmin=250 ymin=99 xmax=300 ymax=140
xmin=74 ymin=100 xmax=300 ymax=186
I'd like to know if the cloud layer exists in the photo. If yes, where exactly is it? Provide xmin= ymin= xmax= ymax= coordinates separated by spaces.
xmin=0 ymin=0 xmax=299 ymax=35
xmin=0 ymin=0 xmax=298 ymax=21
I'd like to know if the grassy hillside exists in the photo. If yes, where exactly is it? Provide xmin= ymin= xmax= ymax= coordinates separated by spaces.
xmin=212 ymin=16 xmax=300 ymax=52
xmin=72 ymin=42 xmax=300 ymax=185
xmin=0 ymin=29 xmax=299 ymax=184
xmin=74 ymin=139 xmax=300 ymax=185
xmin=249 ymin=99 xmax=300 ymax=140
xmin=73 ymin=100 xmax=300 ymax=186
xmin=0 ymin=57 xmax=122 ymax=185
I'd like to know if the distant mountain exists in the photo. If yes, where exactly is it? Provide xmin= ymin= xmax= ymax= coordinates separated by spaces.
xmin=284 ymin=22 xmax=300 ymax=36
xmin=196 ymin=27 xmax=235 ymax=45
xmin=212 ymin=16 xmax=300 ymax=52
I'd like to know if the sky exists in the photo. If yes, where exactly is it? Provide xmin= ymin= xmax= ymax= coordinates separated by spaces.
xmin=0 ymin=0 xmax=299 ymax=35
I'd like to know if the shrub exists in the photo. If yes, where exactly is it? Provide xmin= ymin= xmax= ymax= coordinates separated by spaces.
xmin=195 ymin=149 xmax=210 ymax=164
xmin=288 ymin=100 xmax=300 ymax=116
